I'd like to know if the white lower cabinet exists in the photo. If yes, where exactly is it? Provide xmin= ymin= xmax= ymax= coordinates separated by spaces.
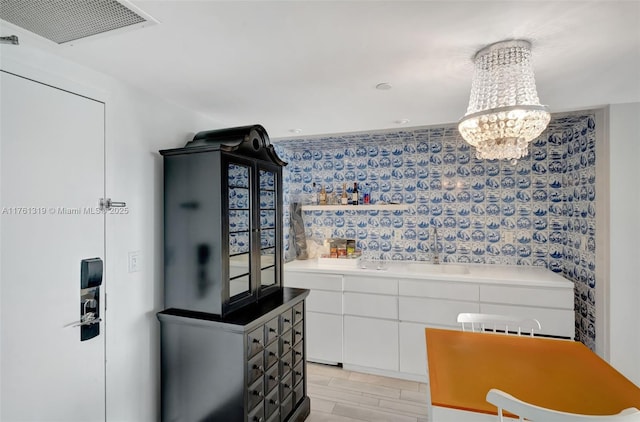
xmin=399 ymin=321 xmax=430 ymax=376
xmin=285 ymin=265 xmax=575 ymax=381
xmin=306 ymin=311 xmax=343 ymax=364
xmin=344 ymin=315 xmax=399 ymax=371
xmin=283 ymin=271 xmax=344 ymax=364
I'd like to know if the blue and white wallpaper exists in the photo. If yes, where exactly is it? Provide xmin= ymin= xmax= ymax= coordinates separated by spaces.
xmin=274 ymin=112 xmax=597 ymax=349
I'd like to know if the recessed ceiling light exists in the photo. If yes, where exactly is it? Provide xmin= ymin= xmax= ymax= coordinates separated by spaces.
xmin=395 ymin=119 xmax=410 ymax=125
xmin=376 ymin=83 xmax=392 ymax=90
xmin=289 ymin=129 xmax=302 ymax=134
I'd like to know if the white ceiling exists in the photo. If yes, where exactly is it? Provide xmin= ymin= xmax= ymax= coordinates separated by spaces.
xmin=3 ymin=1 xmax=640 ymax=140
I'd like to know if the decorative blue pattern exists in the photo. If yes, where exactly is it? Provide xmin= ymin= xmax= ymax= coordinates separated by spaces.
xmin=274 ymin=112 xmax=597 ymax=349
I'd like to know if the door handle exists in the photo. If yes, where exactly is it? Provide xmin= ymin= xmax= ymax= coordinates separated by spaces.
xmin=99 ymin=198 xmax=127 ymax=210
xmin=65 ymin=314 xmax=102 ymax=328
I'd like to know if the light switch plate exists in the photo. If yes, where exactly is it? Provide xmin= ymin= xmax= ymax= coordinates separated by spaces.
xmin=128 ymin=251 xmax=141 ymax=273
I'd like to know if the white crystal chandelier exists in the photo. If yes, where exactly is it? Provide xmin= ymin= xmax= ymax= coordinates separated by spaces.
xmin=458 ymin=40 xmax=550 ymax=161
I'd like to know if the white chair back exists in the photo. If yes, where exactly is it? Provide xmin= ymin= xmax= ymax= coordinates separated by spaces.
xmin=457 ymin=312 xmax=541 ymax=336
xmin=486 ymin=388 xmax=640 ymax=421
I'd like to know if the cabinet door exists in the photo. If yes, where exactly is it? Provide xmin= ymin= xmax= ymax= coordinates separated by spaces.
xmin=226 ymin=161 xmax=253 ymax=308
xmin=258 ymin=165 xmax=279 ymax=292
xmin=343 ymin=315 xmax=398 ymax=371
xmin=399 ymin=322 xmax=429 ymax=379
xmin=306 ymin=312 xmax=342 ymax=364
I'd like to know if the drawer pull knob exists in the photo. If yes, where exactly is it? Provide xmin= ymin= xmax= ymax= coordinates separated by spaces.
xmin=295 ymin=371 xmax=302 ymax=377
xmin=269 ymin=327 xmax=277 ymax=333
xmin=269 ymin=399 xmax=279 ymax=405
xmin=253 ymin=364 xmax=264 ymax=372
xmin=294 ymin=351 xmax=302 ymax=356
xmin=283 ymin=318 xmax=291 ymax=323
xmin=269 ymin=375 xmax=280 ymax=382
xmin=252 ymin=339 xmax=262 ymax=345
xmin=253 ymin=417 xmax=264 ymax=422
xmin=252 ymin=390 xmax=264 ymax=398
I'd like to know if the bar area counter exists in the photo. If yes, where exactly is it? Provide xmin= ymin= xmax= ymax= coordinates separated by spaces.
xmin=284 ymin=260 xmax=575 ymax=381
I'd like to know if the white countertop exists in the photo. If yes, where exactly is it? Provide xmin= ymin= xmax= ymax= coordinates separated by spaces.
xmin=284 ymin=259 xmax=573 ymax=289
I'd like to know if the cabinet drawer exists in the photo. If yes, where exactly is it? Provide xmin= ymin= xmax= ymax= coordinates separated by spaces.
xmin=480 ymin=303 xmax=575 ymax=338
xmin=248 ymin=353 xmax=265 ymax=386
xmin=264 ymin=340 xmax=279 ymax=369
xmin=284 ymin=271 xmax=343 ymax=291
xmin=264 ymin=317 xmax=279 ymax=345
xmin=248 ymin=326 xmax=264 ymax=358
xmin=280 ymin=329 xmax=293 ymax=352
xmin=293 ymin=361 xmax=304 ymax=387
xmin=344 ymin=275 xmax=398 ymax=295
xmin=281 ymin=350 xmax=294 ymax=374
xmin=265 ymin=363 xmax=280 ymax=392
xmin=399 ymin=296 xmax=479 ymax=326
xmin=280 ymin=393 xmax=293 ymax=421
xmin=265 ymin=387 xmax=280 ymax=419
xmin=280 ymin=308 xmax=294 ymax=332
xmin=307 ymin=290 xmax=342 ymax=314
xmin=293 ymin=380 xmax=304 ymax=406
xmin=344 ymin=292 xmax=397 ymax=319
xmin=398 ymin=278 xmax=479 ymax=301
xmin=480 ymin=284 xmax=574 ymax=309
xmin=280 ymin=372 xmax=294 ymax=401
xmin=293 ymin=339 xmax=304 ymax=365
xmin=248 ymin=378 xmax=264 ymax=411
xmin=293 ymin=302 xmax=304 ymax=324
xmin=248 ymin=401 xmax=264 ymax=422
xmin=293 ymin=321 xmax=304 ymax=346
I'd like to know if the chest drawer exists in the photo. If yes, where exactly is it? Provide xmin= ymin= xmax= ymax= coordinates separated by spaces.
xmin=248 ymin=353 xmax=265 ymax=386
xmin=248 ymin=326 xmax=264 ymax=358
xmin=265 ymin=317 xmax=279 ymax=345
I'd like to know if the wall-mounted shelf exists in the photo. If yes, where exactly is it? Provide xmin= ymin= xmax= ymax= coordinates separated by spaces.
xmin=301 ymin=204 xmax=410 ymax=212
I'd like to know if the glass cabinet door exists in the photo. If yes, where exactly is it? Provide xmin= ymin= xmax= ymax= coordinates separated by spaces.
xmin=227 ymin=163 xmax=252 ymax=299
xmin=258 ymin=168 xmax=277 ymax=289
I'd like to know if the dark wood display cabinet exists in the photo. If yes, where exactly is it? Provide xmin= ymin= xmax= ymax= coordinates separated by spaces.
xmin=158 ymin=125 xmax=310 ymax=422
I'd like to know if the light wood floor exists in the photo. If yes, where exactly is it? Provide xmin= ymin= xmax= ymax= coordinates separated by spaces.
xmin=306 ymin=363 xmax=429 ymax=422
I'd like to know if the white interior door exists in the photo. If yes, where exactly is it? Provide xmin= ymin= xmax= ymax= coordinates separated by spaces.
xmin=0 ymin=71 xmax=105 ymax=421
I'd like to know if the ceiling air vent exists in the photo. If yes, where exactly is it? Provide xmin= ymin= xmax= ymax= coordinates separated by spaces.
xmin=0 ymin=0 xmax=157 ymax=45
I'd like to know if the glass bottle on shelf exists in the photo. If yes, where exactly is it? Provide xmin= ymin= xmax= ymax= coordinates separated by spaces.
xmin=319 ymin=185 xmax=327 ymax=205
xmin=341 ymin=183 xmax=348 ymax=205
xmin=352 ymin=182 xmax=359 ymax=206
